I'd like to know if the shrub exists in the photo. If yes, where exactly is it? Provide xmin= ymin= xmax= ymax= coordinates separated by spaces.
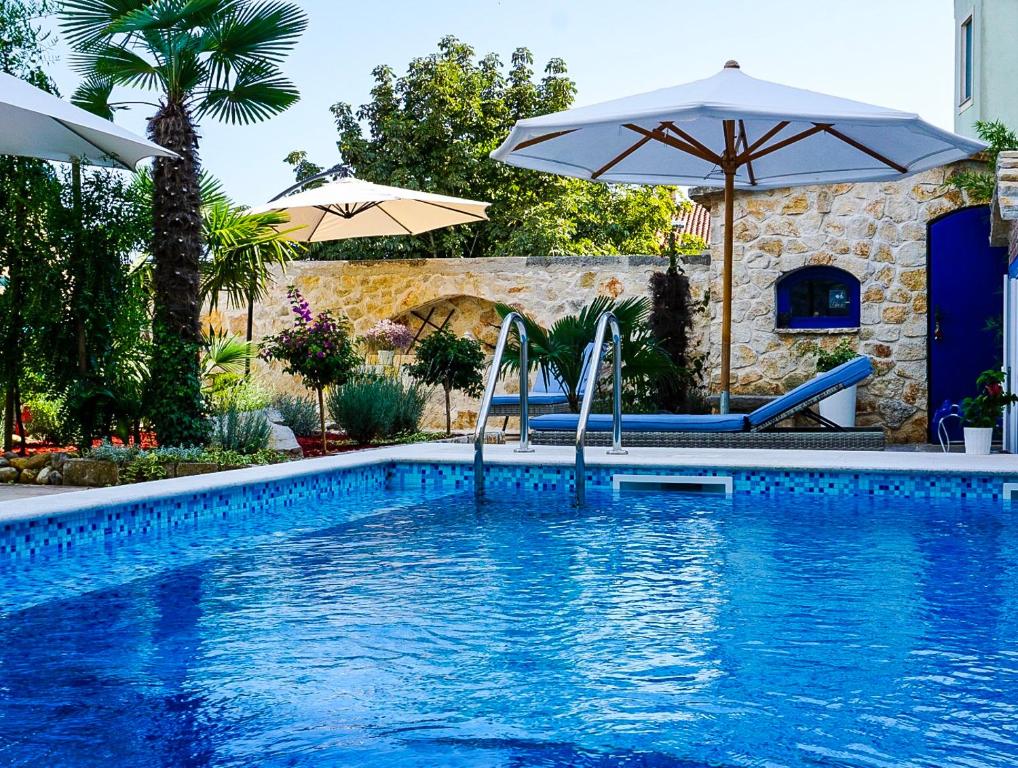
xmin=393 ymin=381 xmax=427 ymax=435
xmin=210 ymin=408 xmax=272 ymax=454
xmin=273 ymin=393 xmax=319 ymax=437
xmin=120 ymin=452 xmax=167 ymax=484
xmin=327 ymin=375 xmax=399 ymax=444
xmin=23 ymin=394 xmax=69 ymax=444
xmin=88 ymin=440 xmax=141 ymax=465
xmin=209 ymin=375 xmax=272 ymax=414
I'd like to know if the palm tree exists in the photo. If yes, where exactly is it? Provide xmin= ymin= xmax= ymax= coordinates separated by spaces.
xmin=60 ymin=0 xmax=307 ymax=445
xmin=201 ymin=199 xmax=304 ymax=373
xmin=496 ymin=297 xmax=676 ymax=412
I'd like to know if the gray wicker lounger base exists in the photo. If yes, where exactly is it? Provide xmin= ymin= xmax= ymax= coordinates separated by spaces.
xmin=530 ymin=427 xmax=886 ymax=451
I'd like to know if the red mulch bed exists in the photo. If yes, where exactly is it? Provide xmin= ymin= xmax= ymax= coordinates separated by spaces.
xmin=7 ymin=432 xmax=157 ymax=457
xmin=296 ymin=432 xmax=372 ymax=458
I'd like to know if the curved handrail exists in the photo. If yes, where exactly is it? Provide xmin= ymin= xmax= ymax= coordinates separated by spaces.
xmin=575 ymin=311 xmax=627 ymax=505
xmin=474 ymin=312 xmax=532 ymax=497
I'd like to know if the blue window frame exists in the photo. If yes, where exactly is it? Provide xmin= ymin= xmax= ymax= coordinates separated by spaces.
xmin=776 ymin=266 xmax=860 ymax=329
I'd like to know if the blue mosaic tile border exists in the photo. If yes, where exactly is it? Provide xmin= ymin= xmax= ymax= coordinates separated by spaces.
xmin=0 ymin=463 xmax=388 ymax=561
xmin=390 ymin=461 xmax=1018 ymax=502
xmin=3 ymin=459 xmax=1017 ymax=562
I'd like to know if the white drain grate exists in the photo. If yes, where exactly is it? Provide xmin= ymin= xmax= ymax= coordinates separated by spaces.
xmin=612 ymin=474 xmax=733 ymax=495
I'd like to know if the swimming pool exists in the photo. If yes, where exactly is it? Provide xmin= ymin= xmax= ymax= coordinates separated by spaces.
xmin=1 ymin=451 xmax=1017 ymax=767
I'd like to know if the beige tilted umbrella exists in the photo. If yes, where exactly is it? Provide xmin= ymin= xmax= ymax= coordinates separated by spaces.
xmin=249 ymin=177 xmax=490 ymax=241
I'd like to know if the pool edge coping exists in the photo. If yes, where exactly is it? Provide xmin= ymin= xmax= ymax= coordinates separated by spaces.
xmin=3 ymin=443 xmax=1018 ymax=525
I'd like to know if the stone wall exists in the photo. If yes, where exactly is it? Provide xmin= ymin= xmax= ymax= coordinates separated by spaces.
xmin=991 ymin=151 xmax=1018 ymax=260
xmin=206 ymin=256 xmax=709 ymax=432
xmin=692 ymin=159 xmax=982 ymax=442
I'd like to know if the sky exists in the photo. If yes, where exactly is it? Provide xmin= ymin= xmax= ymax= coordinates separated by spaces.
xmin=39 ymin=0 xmax=956 ymax=206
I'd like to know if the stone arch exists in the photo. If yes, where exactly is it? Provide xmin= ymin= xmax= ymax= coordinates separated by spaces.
xmin=392 ymin=294 xmax=505 ymax=350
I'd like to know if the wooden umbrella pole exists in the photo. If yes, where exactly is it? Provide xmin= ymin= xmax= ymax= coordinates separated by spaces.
xmin=720 ymin=167 xmax=735 ymax=414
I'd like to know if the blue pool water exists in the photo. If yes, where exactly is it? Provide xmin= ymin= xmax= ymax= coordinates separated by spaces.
xmin=1 ymin=484 xmax=1017 ymax=767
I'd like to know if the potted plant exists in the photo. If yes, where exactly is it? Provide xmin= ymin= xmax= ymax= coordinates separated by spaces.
xmin=809 ymin=340 xmax=860 ymax=427
xmin=362 ymin=319 xmax=414 ymax=366
xmin=961 ymin=369 xmax=1016 ymax=454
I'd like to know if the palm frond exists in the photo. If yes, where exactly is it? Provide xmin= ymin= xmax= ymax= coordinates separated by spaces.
xmin=201 ymin=328 xmax=258 ymax=382
xmin=108 ymin=0 xmax=229 ymax=35
xmin=203 ymin=0 xmax=308 ymax=66
xmin=91 ymin=44 xmax=164 ymax=91
xmin=70 ymin=75 xmax=117 ymax=120
xmin=59 ymin=0 xmax=148 ymax=48
xmin=197 ymin=60 xmax=299 ymax=123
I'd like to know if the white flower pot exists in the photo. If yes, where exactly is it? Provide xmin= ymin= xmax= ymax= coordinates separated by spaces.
xmin=376 ymin=350 xmax=395 ymax=365
xmin=818 ymin=384 xmax=857 ymax=428
xmin=964 ymin=427 xmax=993 ymax=455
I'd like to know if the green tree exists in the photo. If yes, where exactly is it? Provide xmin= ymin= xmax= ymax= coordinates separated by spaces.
xmin=286 ymin=37 xmax=681 ymax=260
xmin=0 ymin=0 xmax=63 ymax=452
xmin=406 ymin=329 xmax=485 ymax=435
xmin=60 ymin=0 xmax=308 ymax=446
xmin=950 ymin=120 xmax=1018 ymax=201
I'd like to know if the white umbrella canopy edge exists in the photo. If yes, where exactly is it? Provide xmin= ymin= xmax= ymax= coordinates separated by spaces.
xmin=249 ymin=177 xmax=491 ymax=242
xmin=489 ymin=61 xmax=987 ymax=413
xmin=0 ymin=71 xmax=176 ymax=169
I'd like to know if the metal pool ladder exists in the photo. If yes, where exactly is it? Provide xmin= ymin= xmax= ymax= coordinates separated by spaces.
xmin=474 ymin=312 xmax=533 ymax=497
xmin=575 ymin=311 xmax=627 ymax=505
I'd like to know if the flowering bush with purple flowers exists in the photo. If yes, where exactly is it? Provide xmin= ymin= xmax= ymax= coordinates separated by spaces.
xmin=362 ymin=319 xmax=414 ymax=352
xmin=261 ymin=287 xmax=361 ymax=450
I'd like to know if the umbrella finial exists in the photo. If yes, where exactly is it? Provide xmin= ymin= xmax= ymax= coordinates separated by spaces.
xmin=724 ymin=60 xmax=740 ymax=69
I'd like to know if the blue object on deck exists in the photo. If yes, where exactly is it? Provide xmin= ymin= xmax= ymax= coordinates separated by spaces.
xmin=532 ymin=356 xmax=873 ymax=433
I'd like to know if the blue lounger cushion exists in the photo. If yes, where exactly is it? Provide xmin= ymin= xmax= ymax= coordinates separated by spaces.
xmin=492 ymin=393 xmax=570 ymax=406
xmin=531 ymin=412 xmax=749 ymax=433
xmin=746 ymin=356 xmax=872 ymax=428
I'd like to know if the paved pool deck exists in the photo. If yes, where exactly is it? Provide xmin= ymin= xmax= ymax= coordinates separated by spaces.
xmin=2 ymin=442 xmax=1018 ymax=524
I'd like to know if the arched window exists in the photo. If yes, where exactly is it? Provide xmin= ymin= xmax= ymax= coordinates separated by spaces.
xmin=775 ymin=266 xmax=860 ymax=330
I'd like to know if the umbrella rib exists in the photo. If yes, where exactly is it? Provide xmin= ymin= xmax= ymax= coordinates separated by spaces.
xmin=737 ymin=120 xmax=757 ymax=186
xmin=511 ymin=129 xmax=577 ymax=152
xmin=306 ymin=206 xmax=331 ymax=242
xmin=591 ymin=132 xmax=657 ymax=180
xmin=414 ymin=199 xmax=489 ymax=221
xmin=52 ymin=117 xmax=131 ymax=170
xmin=623 ymin=124 xmax=719 ymax=164
xmin=662 ymin=122 xmax=721 ymax=163
xmin=819 ymin=125 xmax=908 ymax=173
xmin=741 ymin=121 xmax=790 ymax=157
xmin=743 ymin=124 xmax=827 ymax=163
xmin=376 ymin=205 xmax=414 ymax=235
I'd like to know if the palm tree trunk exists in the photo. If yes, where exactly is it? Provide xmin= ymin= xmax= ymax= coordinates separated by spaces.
xmin=147 ymin=100 xmax=207 ymax=446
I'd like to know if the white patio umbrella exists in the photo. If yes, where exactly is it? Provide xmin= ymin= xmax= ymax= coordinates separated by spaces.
xmin=249 ymin=177 xmax=490 ymax=241
xmin=0 ymin=71 xmax=175 ymax=169
xmin=491 ymin=60 xmax=986 ymax=412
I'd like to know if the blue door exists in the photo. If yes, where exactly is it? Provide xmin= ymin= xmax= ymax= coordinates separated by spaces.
xmin=928 ymin=206 xmax=1007 ymax=441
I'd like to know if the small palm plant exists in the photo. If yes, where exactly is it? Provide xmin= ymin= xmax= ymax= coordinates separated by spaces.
xmin=60 ymin=0 xmax=308 ymax=446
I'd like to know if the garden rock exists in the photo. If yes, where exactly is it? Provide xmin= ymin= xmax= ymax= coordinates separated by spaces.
xmin=0 ymin=467 xmax=17 ymax=484
xmin=47 ymin=471 xmax=62 ymax=486
xmin=48 ymin=452 xmax=73 ymax=471
xmin=35 ymin=466 xmax=52 ymax=485
xmin=63 ymin=459 xmax=119 ymax=487
xmin=268 ymin=421 xmax=302 ymax=457
xmin=0 ymin=457 xmax=8 ymax=468
xmin=18 ymin=469 xmax=37 ymax=484
xmin=10 ymin=453 xmax=49 ymax=472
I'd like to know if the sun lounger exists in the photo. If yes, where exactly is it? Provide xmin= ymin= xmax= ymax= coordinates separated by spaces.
xmin=530 ymin=356 xmax=884 ymax=450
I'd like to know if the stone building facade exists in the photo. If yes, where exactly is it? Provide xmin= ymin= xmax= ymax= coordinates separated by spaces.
xmin=692 ymin=159 xmax=982 ymax=443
